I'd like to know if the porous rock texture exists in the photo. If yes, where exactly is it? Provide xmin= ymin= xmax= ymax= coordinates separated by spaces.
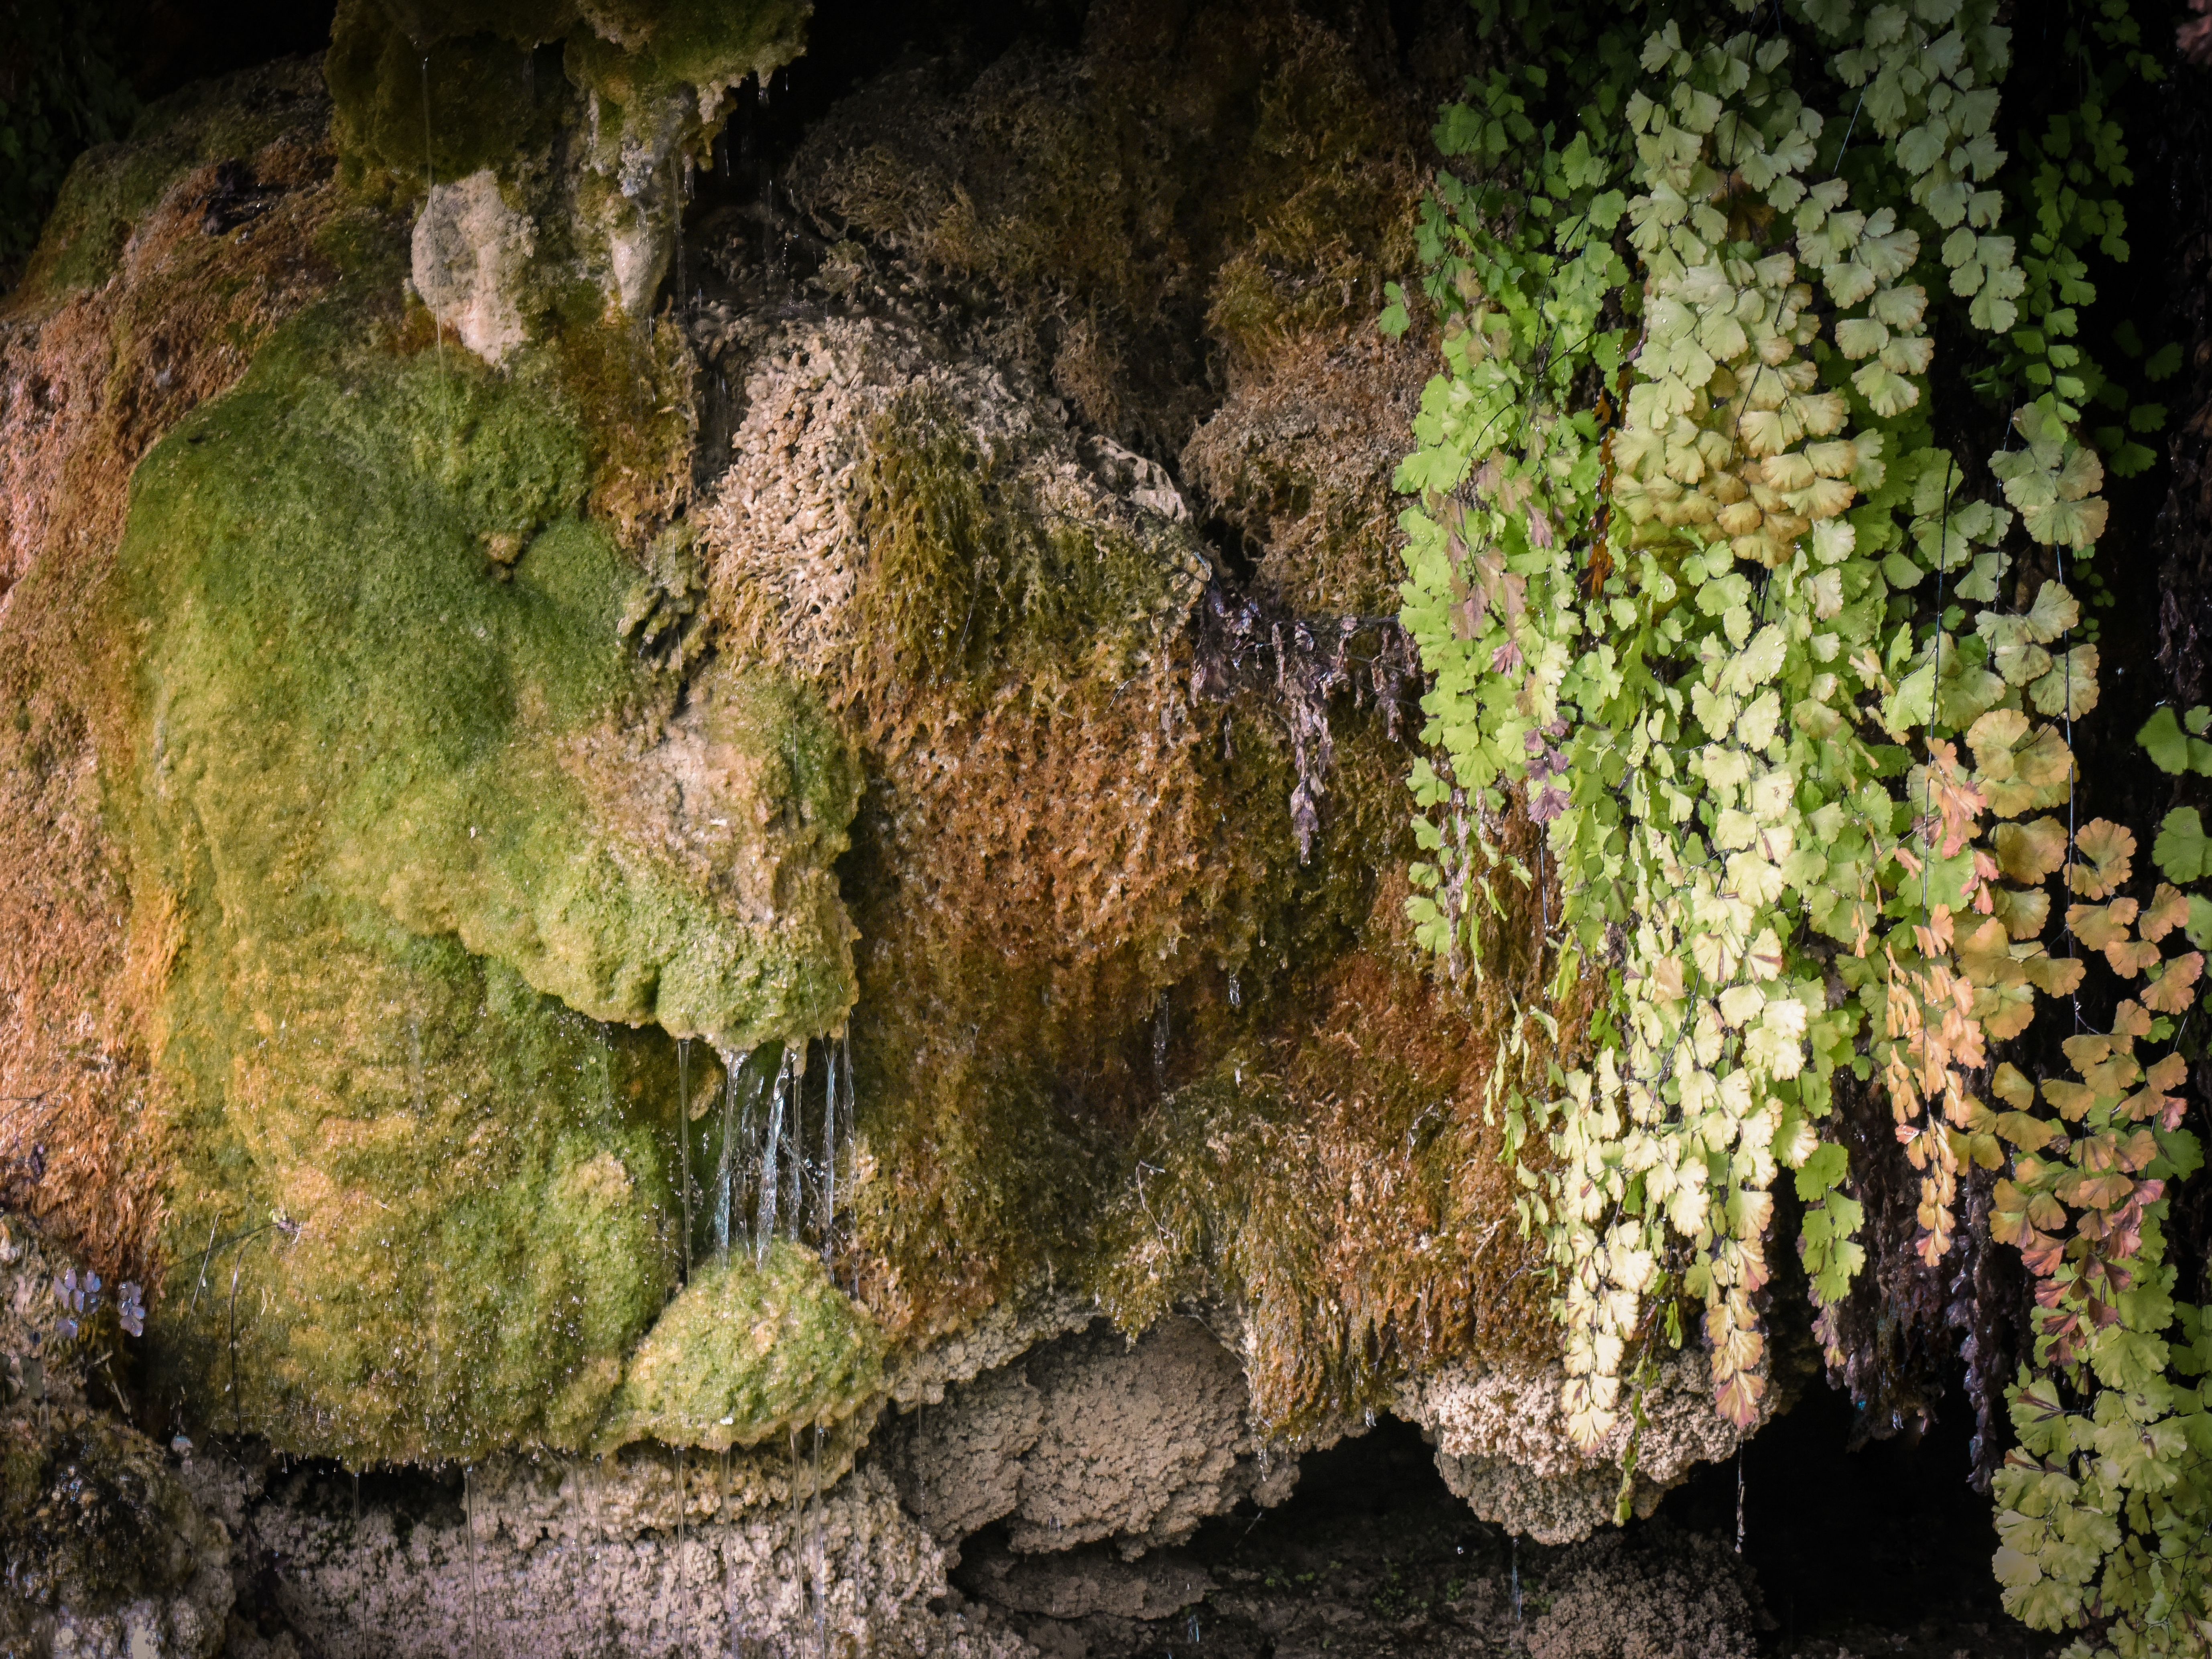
xmin=185 ymin=1450 xmax=1025 ymax=1659
xmin=888 ymin=1317 xmax=1296 ymax=1557
xmin=1520 ymin=1529 xmax=1764 ymax=1659
xmin=1397 ymin=1351 xmax=1762 ymax=1545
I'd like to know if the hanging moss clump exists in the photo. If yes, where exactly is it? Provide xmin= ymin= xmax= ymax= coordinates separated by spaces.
xmin=593 ymin=1242 xmax=884 ymax=1454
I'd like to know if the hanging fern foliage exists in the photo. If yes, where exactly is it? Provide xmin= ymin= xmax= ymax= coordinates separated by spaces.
xmin=1390 ymin=0 xmax=2211 ymax=1646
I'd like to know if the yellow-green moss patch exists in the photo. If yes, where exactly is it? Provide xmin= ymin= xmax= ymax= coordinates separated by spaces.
xmin=594 ymin=1243 xmax=884 ymax=1453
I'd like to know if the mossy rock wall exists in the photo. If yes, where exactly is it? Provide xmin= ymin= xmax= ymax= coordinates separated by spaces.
xmin=112 ymin=261 xmax=858 ymax=1459
xmin=0 ymin=0 xmax=1583 ymax=1484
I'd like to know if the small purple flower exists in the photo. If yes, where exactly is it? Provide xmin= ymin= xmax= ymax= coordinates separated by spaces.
xmin=118 ymin=1282 xmax=146 ymax=1338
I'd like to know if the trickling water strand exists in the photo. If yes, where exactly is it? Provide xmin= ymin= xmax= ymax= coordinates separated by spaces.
xmin=819 ymin=1037 xmax=837 ymax=1258
xmin=676 ymin=1447 xmax=692 ymax=1659
xmin=756 ymin=1050 xmax=790 ymax=1264
xmin=782 ymin=1044 xmax=806 ymax=1242
xmin=678 ymin=1038 xmax=693 ymax=1284
xmin=784 ymin=1428 xmax=805 ymax=1651
xmin=715 ymin=1052 xmax=739 ymax=1259
xmin=1735 ymin=1447 xmax=1745 ymax=1555
xmin=811 ymin=1423 xmax=829 ymax=1659
xmin=463 ymin=1464 xmax=483 ymax=1659
xmin=1510 ymin=1538 xmax=1522 ymax=1627
xmin=738 ymin=1064 xmax=760 ymax=1249
xmin=1227 ymin=972 xmax=1241 ymax=1009
xmin=1152 ymin=990 xmax=1170 ymax=1084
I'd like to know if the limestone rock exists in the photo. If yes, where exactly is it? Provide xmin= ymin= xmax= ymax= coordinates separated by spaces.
xmin=890 ymin=1316 xmax=1296 ymax=1559
xmin=956 ymin=1537 xmax=1213 ymax=1621
xmin=1521 ymin=1528 xmax=1763 ymax=1659
xmin=1396 ymin=1351 xmax=1759 ymax=1545
xmin=182 ymin=1454 xmax=1027 ymax=1659
xmin=410 ymin=169 xmax=536 ymax=365
xmin=883 ymin=1287 xmax=1096 ymax=1411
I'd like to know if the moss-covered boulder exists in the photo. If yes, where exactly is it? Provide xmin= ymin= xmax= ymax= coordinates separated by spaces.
xmin=594 ymin=1241 xmax=884 ymax=1452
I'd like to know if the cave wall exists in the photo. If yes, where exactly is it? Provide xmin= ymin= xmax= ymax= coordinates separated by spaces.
xmin=0 ymin=1 xmax=1768 ymax=1649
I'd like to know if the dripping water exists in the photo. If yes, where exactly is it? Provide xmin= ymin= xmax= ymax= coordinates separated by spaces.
xmin=1735 ymin=1446 xmax=1745 ymax=1555
xmin=713 ymin=1050 xmax=744 ymax=1259
xmin=818 ymin=1039 xmax=836 ymax=1257
xmin=676 ymin=1445 xmax=692 ymax=1657
xmin=678 ymin=1038 xmax=693 ymax=1285
xmin=463 ymin=1463 xmax=483 ymax=1659
xmin=785 ymin=1428 xmax=805 ymax=1651
xmin=757 ymin=1050 xmax=790 ymax=1263
xmin=682 ymin=1036 xmax=855 ymax=1274
xmin=785 ymin=1072 xmax=804 ymax=1241
xmin=810 ymin=1421 xmax=829 ymax=1658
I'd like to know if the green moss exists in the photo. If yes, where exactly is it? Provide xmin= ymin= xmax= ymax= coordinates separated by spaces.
xmin=850 ymin=387 xmax=1205 ymax=698
xmin=325 ymin=0 xmax=569 ymax=192
xmin=10 ymin=58 xmax=333 ymax=309
xmin=119 ymin=290 xmax=855 ymax=1461
xmin=593 ymin=1242 xmax=883 ymax=1453
xmin=325 ymin=0 xmax=809 ymax=194
xmin=565 ymin=0 xmax=810 ymax=118
xmin=127 ymin=317 xmax=853 ymax=1048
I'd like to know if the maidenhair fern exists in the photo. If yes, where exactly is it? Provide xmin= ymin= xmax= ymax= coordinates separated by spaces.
xmin=1389 ymin=0 xmax=2209 ymax=1646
